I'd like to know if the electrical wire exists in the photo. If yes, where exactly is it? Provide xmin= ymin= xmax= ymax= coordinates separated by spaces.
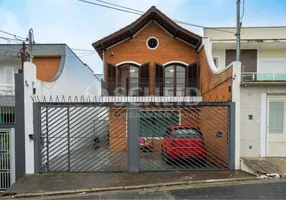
xmin=0 ymin=29 xmax=27 ymax=40
xmin=92 ymin=0 xmax=143 ymax=14
xmin=240 ymin=0 xmax=245 ymax=21
xmin=71 ymin=48 xmax=95 ymax=52
xmin=78 ymin=0 xmax=236 ymax=34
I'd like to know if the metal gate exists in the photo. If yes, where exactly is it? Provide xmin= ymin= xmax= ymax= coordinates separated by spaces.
xmin=33 ymin=101 xmax=235 ymax=173
xmin=0 ymin=130 xmax=11 ymax=190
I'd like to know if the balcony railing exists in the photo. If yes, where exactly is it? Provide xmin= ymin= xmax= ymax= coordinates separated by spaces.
xmin=101 ymin=78 xmax=199 ymax=96
xmin=0 ymin=84 xmax=15 ymax=95
xmin=241 ymin=72 xmax=286 ymax=82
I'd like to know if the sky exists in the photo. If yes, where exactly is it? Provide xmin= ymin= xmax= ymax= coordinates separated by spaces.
xmin=1 ymin=0 xmax=286 ymax=74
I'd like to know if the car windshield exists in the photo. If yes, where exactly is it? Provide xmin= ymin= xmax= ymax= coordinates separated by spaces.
xmin=172 ymin=129 xmax=201 ymax=138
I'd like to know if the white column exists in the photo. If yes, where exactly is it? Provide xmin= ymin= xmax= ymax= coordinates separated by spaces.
xmin=231 ymin=61 xmax=241 ymax=169
xmin=23 ymin=62 xmax=39 ymax=174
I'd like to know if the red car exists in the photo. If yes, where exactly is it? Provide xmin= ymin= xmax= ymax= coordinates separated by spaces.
xmin=162 ymin=125 xmax=207 ymax=164
xmin=140 ymin=137 xmax=153 ymax=151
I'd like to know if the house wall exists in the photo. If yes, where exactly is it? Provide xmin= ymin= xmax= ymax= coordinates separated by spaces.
xmin=211 ymin=47 xmax=286 ymax=71
xmin=240 ymin=85 xmax=286 ymax=157
xmin=103 ymin=21 xmax=199 ymax=95
xmin=199 ymin=47 xmax=232 ymax=101
xmin=204 ymin=27 xmax=286 ymax=40
xmin=33 ymin=56 xmax=61 ymax=82
xmin=37 ymin=46 xmax=100 ymax=97
xmin=0 ymin=58 xmax=20 ymax=94
xmin=212 ymin=49 xmax=226 ymax=70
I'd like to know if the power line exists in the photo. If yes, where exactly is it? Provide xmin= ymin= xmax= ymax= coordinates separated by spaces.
xmin=0 ymin=29 xmax=27 ymax=40
xmin=92 ymin=0 xmax=143 ymax=14
xmin=0 ymin=36 xmax=26 ymax=42
xmin=240 ymin=0 xmax=245 ymax=21
xmin=78 ymin=0 xmax=142 ymax=15
xmin=78 ymin=0 xmax=236 ymax=34
xmin=71 ymin=48 xmax=95 ymax=52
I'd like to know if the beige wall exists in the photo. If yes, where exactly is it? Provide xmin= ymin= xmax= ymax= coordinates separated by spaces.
xmin=204 ymin=27 xmax=286 ymax=40
xmin=212 ymin=47 xmax=286 ymax=70
xmin=212 ymin=49 xmax=226 ymax=69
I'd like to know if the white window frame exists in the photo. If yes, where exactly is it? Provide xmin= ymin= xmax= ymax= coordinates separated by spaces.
xmin=213 ymin=57 xmax=219 ymax=68
xmin=266 ymin=96 xmax=286 ymax=157
xmin=3 ymin=67 xmax=15 ymax=85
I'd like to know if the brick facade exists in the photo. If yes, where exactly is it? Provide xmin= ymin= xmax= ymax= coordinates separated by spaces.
xmin=199 ymin=47 xmax=232 ymax=101
xmin=33 ymin=56 xmax=62 ymax=82
xmin=104 ymin=22 xmax=199 ymax=95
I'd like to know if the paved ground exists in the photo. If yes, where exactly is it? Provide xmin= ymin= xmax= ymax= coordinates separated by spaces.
xmin=14 ymin=179 xmax=286 ymax=199
xmin=6 ymin=171 xmax=251 ymax=195
xmin=46 ymin=145 xmax=218 ymax=172
xmin=242 ymin=157 xmax=286 ymax=177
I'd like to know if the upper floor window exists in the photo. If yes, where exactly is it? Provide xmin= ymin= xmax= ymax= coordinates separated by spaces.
xmin=146 ymin=37 xmax=159 ymax=50
xmin=4 ymin=67 xmax=14 ymax=85
xmin=165 ymin=65 xmax=186 ymax=96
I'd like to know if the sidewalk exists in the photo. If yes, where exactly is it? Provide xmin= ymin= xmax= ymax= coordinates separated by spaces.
xmin=242 ymin=157 xmax=286 ymax=177
xmin=5 ymin=171 xmax=255 ymax=198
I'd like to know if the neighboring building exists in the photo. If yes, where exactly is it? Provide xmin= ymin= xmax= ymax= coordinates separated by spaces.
xmin=205 ymin=26 xmax=286 ymax=157
xmin=0 ymin=43 xmax=100 ymax=189
xmin=0 ymin=44 xmax=100 ymax=97
xmin=92 ymin=6 xmax=241 ymax=169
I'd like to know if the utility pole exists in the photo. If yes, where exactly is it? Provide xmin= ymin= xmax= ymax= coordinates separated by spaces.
xmin=28 ymin=29 xmax=34 ymax=62
xmin=236 ymin=0 xmax=241 ymax=61
xmin=20 ymin=42 xmax=26 ymax=73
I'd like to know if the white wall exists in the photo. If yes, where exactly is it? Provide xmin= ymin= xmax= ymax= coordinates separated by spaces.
xmin=240 ymin=85 xmax=286 ymax=157
xmin=211 ymin=49 xmax=226 ymax=70
xmin=0 ymin=59 xmax=20 ymax=95
xmin=23 ymin=46 xmax=102 ymax=173
xmin=37 ymin=46 xmax=101 ymax=98
xmin=205 ymin=27 xmax=286 ymax=40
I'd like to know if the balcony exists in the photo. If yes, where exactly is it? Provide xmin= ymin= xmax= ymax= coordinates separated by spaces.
xmin=102 ymin=78 xmax=199 ymax=97
xmin=0 ymin=84 xmax=15 ymax=95
xmin=241 ymin=72 xmax=286 ymax=85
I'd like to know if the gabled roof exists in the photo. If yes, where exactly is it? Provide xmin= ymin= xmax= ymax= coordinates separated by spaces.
xmin=92 ymin=6 xmax=202 ymax=59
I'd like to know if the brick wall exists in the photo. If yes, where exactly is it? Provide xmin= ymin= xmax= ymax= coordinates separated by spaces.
xmin=109 ymin=107 xmax=127 ymax=151
xmin=104 ymin=22 xmax=199 ymax=95
xmin=33 ymin=56 xmax=61 ymax=82
xmin=199 ymin=47 xmax=232 ymax=102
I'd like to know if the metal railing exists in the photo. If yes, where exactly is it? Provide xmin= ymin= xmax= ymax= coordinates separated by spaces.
xmin=33 ymin=99 xmax=235 ymax=173
xmin=241 ymin=72 xmax=286 ymax=82
xmin=0 ymin=85 xmax=15 ymax=96
xmin=102 ymin=78 xmax=199 ymax=96
xmin=0 ymin=96 xmax=15 ymax=124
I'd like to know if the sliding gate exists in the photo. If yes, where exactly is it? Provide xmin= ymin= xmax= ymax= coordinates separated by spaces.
xmin=33 ymin=101 xmax=235 ymax=173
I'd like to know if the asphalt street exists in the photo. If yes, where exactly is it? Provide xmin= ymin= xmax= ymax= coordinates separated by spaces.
xmin=15 ymin=180 xmax=286 ymax=199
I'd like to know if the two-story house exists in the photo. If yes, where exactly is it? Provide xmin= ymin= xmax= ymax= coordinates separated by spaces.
xmin=92 ymin=6 xmax=240 ymax=169
xmin=205 ymin=26 xmax=286 ymax=158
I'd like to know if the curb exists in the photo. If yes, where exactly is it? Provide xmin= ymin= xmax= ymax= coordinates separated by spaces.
xmin=4 ymin=177 xmax=259 ymax=199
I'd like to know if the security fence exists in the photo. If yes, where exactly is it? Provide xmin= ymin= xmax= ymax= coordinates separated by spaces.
xmin=0 ymin=95 xmax=15 ymax=190
xmin=33 ymin=100 xmax=235 ymax=173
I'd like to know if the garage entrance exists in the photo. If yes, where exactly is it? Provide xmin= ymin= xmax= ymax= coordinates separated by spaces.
xmin=33 ymin=101 xmax=235 ymax=173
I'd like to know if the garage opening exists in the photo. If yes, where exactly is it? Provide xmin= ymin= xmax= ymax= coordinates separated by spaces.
xmin=34 ymin=101 xmax=235 ymax=173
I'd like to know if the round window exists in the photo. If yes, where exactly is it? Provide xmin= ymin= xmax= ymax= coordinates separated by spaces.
xmin=146 ymin=37 xmax=159 ymax=50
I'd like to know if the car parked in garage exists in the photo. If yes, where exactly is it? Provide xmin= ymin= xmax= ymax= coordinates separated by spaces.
xmin=161 ymin=125 xmax=207 ymax=164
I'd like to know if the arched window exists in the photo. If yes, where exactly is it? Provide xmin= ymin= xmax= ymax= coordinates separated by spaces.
xmin=117 ymin=64 xmax=139 ymax=96
xmin=164 ymin=64 xmax=186 ymax=96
